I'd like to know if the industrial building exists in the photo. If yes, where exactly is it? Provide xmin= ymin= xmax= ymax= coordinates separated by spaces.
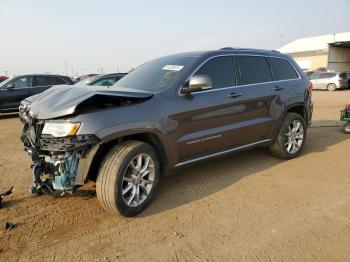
xmin=278 ymin=32 xmax=350 ymax=72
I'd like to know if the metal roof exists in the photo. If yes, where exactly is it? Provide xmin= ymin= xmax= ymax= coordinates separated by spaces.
xmin=278 ymin=32 xmax=350 ymax=54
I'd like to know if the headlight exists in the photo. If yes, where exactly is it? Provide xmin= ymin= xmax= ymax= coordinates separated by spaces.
xmin=42 ymin=122 xmax=81 ymax=137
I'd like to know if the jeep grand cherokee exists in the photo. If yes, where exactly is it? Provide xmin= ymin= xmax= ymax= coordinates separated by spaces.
xmin=19 ymin=48 xmax=313 ymax=216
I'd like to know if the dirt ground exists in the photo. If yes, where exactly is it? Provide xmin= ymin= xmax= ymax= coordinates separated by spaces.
xmin=0 ymin=90 xmax=349 ymax=262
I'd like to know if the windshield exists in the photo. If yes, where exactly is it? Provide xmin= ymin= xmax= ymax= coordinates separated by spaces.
xmin=113 ymin=55 xmax=200 ymax=92
xmin=75 ymin=76 xmax=99 ymax=86
xmin=0 ymin=77 xmax=14 ymax=88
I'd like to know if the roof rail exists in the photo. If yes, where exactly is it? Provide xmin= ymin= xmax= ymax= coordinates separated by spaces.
xmin=220 ymin=47 xmax=234 ymax=50
xmin=219 ymin=47 xmax=280 ymax=53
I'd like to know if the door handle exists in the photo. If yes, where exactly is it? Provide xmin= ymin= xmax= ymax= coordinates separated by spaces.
xmin=227 ymin=92 xmax=242 ymax=98
xmin=273 ymin=86 xmax=284 ymax=91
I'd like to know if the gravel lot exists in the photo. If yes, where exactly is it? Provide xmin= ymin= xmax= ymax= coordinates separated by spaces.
xmin=0 ymin=91 xmax=350 ymax=262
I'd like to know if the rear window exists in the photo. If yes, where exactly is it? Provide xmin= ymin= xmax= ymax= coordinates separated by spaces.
xmin=339 ymin=73 xmax=349 ymax=78
xmin=194 ymin=56 xmax=235 ymax=89
xmin=269 ymin=57 xmax=299 ymax=80
xmin=32 ymin=76 xmax=54 ymax=87
xmin=235 ymin=56 xmax=272 ymax=85
xmin=54 ymin=77 xmax=67 ymax=85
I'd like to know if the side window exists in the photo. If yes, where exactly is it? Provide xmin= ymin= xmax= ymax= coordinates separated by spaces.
xmin=269 ymin=57 xmax=299 ymax=80
xmin=235 ymin=56 xmax=272 ymax=85
xmin=194 ymin=56 xmax=235 ymax=89
xmin=309 ymin=74 xmax=320 ymax=80
xmin=32 ymin=76 xmax=54 ymax=87
xmin=320 ymin=73 xmax=336 ymax=79
xmin=54 ymin=77 xmax=67 ymax=85
xmin=9 ymin=77 xmax=30 ymax=88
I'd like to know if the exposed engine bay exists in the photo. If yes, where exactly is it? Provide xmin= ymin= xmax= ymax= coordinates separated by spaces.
xmin=20 ymin=114 xmax=99 ymax=195
xmin=19 ymin=100 xmax=101 ymax=195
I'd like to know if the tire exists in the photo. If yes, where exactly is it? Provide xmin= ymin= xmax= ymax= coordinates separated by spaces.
xmin=344 ymin=123 xmax=350 ymax=134
xmin=96 ymin=140 xmax=160 ymax=217
xmin=327 ymin=83 xmax=337 ymax=92
xmin=269 ymin=113 xmax=307 ymax=159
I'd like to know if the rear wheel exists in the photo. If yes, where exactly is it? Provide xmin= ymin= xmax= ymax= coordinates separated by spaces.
xmin=269 ymin=113 xmax=307 ymax=159
xmin=96 ymin=141 xmax=160 ymax=217
xmin=344 ymin=123 xmax=350 ymax=134
xmin=327 ymin=83 xmax=337 ymax=91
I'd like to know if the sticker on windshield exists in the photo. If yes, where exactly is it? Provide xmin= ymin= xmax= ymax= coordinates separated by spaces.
xmin=158 ymin=71 xmax=178 ymax=86
xmin=162 ymin=65 xmax=184 ymax=71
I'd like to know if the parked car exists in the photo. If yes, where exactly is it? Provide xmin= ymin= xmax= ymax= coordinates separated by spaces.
xmin=72 ymin=74 xmax=99 ymax=84
xmin=0 ymin=74 xmax=73 ymax=113
xmin=0 ymin=76 xmax=9 ymax=83
xmin=75 ymin=73 xmax=126 ymax=86
xmin=309 ymin=72 xmax=350 ymax=91
xmin=19 ymin=48 xmax=313 ymax=216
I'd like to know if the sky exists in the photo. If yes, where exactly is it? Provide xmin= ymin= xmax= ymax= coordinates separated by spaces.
xmin=0 ymin=0 xmax=349 ymax=76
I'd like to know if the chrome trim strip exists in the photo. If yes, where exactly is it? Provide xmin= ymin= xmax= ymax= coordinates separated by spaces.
xmin=177 ymin=54 xmax=301 ymax=96
xmin=175 ymin=139 xmax=272 ymax=167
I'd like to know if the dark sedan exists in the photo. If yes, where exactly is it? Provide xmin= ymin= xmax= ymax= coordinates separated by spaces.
xmin=0 ymin=74 xmax=73 ymax=113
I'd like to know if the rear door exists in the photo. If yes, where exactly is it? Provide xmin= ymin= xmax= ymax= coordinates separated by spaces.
xmin=31 ymin=75 xmax=55 ymax=95
xmin=268 ymin=56 xmax=301 ymax=127
xmin=0 ymin=76 xmax=31 ymax=110
xmin=177 ymin=56 xmax=245 ymax=160
xmin=317 ymin=73 xmax=332 ymax=89
xmin=233 ymin=55 xmax=279 ymax=144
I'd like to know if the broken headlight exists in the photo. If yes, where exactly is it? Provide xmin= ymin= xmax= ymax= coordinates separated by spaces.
xmin=42 ymin=122 xmax=81 ymax=138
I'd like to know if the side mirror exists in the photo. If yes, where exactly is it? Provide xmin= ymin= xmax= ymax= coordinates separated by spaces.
xmin=182 ymin=75 xmax=212 ymax=94
xmin=7 ymin=83 xmax=15 ymax=90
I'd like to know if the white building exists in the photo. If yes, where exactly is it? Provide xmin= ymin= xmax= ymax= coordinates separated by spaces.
xmin=278 ymin=32 xmax=350 ymax=72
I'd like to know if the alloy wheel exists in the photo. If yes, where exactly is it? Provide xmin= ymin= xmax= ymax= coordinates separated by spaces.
xmin=121 ymin=153 xmax=155 ymax=207
xmin=285 ymin=120 xmax=304 ymax=154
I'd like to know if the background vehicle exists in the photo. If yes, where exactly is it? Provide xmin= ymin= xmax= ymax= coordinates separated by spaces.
xmin=309 ymin=72 xmax=350 ymax=91
xmin=341 ymin=104 xmax=350 ymax=134
xmin=0 ymin=74 xmax=73 ymax=112
xmin=71 ymin=74 xmax=99 ymax=83
xmin=75 ymin=73 xmax=126 ymax=86
xmin=0 ymin=76 xmax=9 ymax=83
xmin=20 ymin=48 xmax=312 ymax=216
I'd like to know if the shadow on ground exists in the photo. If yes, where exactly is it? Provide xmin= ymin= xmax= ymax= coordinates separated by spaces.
xmin=141 ymin=120 xmax=348 ymax=216
xmin=0 ymin=113 xmax=18 ymax=120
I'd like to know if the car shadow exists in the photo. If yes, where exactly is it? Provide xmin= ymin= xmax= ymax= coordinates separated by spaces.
xmin=0 ymin=113 xmax=18 ymax=119
xmin=140 ymin=119 xmax=348 ymax=217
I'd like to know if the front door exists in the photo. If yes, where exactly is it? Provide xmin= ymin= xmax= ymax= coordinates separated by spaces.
xmin=177 ymin=56 xmax=248 ymax=161
xmin=0 ymin=76 xmax=31 ymax=111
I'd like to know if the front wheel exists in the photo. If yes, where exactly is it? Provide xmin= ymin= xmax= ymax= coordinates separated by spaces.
xmin=96 ymin=141 xmax=160 ymax=217
xmin=269 ymin=113 xmax=307 ymax=159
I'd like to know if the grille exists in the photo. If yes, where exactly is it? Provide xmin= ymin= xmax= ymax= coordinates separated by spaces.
xmin=40 ymin=135 xmax=99 ymax=152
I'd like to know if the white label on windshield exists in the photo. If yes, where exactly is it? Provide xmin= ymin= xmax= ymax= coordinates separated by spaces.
xmin=162 ymin=65 xmax=184 ymax=71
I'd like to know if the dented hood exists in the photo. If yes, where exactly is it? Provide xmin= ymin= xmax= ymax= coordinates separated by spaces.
xmin=24 ymin=85 xmax=153 ymax=119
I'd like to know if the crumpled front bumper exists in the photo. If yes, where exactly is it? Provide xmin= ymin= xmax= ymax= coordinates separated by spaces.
xmin=19 ymin=104 xmax=100 ymax=193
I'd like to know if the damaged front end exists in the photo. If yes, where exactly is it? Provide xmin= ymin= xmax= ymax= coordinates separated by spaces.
xmin=20 ymin=104 xmax=100 ymax=195
xmin=19 ymin=85 xmax=153 ymax=196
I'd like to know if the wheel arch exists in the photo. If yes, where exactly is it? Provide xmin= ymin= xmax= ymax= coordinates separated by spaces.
xmin=86 ymin=131 xmax=169 ymax=182
xmin=271 ymin=103 xmax=308 ymax=141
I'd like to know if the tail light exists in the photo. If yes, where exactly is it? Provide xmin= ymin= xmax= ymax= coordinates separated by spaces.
xmin=308 ymin=81 xmax=313 ymax=98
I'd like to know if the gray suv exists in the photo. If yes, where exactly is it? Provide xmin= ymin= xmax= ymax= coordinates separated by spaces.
xmin=309 ymin=72 xmax=350 ymax=91
xmin=19 ymin=48 xmax=313 ymax=216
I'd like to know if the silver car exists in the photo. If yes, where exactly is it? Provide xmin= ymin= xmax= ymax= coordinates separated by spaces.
xmin=309 ymin=72 xmax=350 ymax=91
